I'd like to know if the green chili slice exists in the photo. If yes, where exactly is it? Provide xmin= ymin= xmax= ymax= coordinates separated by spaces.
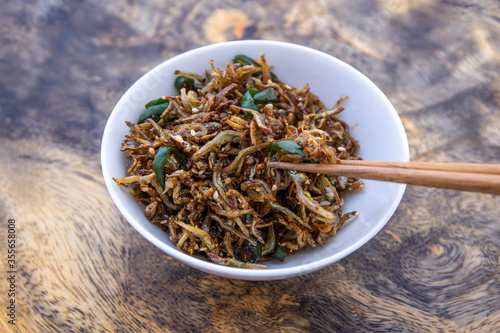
xmin=253 ymin=87 xmax=277 ymax=104
xmin=174 ymin=76 xmax=204 ymax=91
xmin=153 ymin=146 xmax=186 ymax=189
xmin=174 ymin=76 xmax=194 ymax=90
xmin=272 ymin=245 xmax=287 ymax=262
xmin=240 ymin=87 xmax=261 ymax=114
xmin=145 ymin=97 xmax=168 ymax=109
xmin=240 ymin=87 xmax=277 ymax=117
xmin=247 ymin=87 xmax=260 ymax=96
xmin=193 ymin=83 xmax=204 ymax=91
xmin=137 ymin=102 xmax=169 ymax=124
xmin=233 ymin=54 xmax=256 ymax=66
xmin=268 ymin=139 xmax=306 ymax=157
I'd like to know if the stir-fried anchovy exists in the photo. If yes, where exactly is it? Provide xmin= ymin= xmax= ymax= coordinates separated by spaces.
xmin=113 ymin=55 xmax=364 ymax=269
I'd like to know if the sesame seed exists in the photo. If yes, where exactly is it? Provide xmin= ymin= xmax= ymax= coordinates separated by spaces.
xmin=213 ymin=191 xmax=219 ymax=200
xmin=192 ymin=107 xmax=200 ymax=113
xmin=272 ymin=184 xmax=277 ymax=192
xmin=337 ymin=147 xmax=346 ymax=152
xmin=190 ymin=129 xmax=196 ymax=136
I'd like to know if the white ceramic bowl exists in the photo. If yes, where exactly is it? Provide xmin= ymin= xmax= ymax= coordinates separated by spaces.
xmin=101 ymin=40 xmax=409 ymax=280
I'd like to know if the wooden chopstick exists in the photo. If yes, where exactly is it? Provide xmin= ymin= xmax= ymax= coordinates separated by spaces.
xmin=339 ymin=160 xmax=500 ymax=174
xmin=267 ymin=161 xmax=500 ymax=195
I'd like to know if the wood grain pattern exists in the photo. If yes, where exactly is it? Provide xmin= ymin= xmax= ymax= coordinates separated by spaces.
xmin=1 ymin=0 xmax=499 ymax=332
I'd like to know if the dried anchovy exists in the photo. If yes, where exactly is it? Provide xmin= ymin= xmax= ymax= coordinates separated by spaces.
xmin=114 ymin=55 xmax=363 ymax=268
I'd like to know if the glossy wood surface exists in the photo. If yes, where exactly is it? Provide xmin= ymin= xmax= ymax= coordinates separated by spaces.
xmin=1 ymin=1 xmax=499 ymax=332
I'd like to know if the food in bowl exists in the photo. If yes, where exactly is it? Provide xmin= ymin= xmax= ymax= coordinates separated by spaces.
xmin=113 ymin=54 xmax=364 ymax=268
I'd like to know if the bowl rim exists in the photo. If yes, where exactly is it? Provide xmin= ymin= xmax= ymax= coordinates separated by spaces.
xmin=101 ymin=40 xmax=410 ymax=280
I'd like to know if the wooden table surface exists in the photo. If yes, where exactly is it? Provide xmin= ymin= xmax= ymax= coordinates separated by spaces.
xmin=1 ymin=1 xmax=499 ymax=332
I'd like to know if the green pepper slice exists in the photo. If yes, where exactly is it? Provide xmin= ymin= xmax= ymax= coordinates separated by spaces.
xmin=272 ymin=245 xmax=287 ymax=262
xmin=193 ymin=83 xmax=204 ymax=91
xmin=233 ymin=54 xmax=257 ymax=66
xmin=174 ymin=76 xmax=194 ymax=90
xmin=268 ymin=139 xmax=306 ymax=157
xmin=240 ymin=87 xmax=260 ymax=112
xmin=253 ymin=87 xmax=277 ymax=104
xmin=174 ymin=76 xmax=204 ymax=91
xmin=145 ymin=97 xmax=168 ymax=109
xmin=153 ymin=146 xmax=186 ymax=189
xmin=137 ymin=102 xmax=169 ymax=124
